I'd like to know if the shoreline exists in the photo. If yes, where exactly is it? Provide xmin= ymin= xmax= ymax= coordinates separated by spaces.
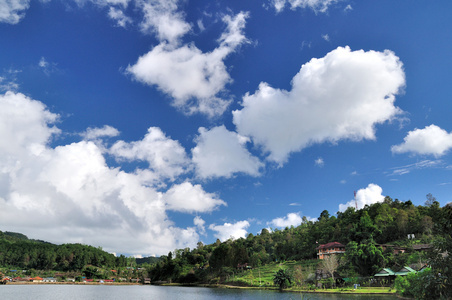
xmin=4 ymin=281 xmax=140 ymax=285
xmin=156 ymin=283 xmax=397 ymax=295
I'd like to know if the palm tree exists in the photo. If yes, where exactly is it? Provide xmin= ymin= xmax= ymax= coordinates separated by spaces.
xmin=273 ymin=268 xmax=292 ymax=291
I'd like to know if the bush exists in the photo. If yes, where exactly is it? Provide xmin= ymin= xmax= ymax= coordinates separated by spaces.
xmin=395 ymin=268 xmax=443 ymax=299
xmin=319 ymin=278 xmax=334 ymax=289
xmin=394 ymin=276 xmax=410 ymax=296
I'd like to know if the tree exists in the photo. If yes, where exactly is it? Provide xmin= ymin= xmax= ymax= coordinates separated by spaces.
xmin=426 ymin=203 xmax=452 ymax=299
xmin=273 ymin=268 xmax=292 ymax=291
xmin=321 ymin=254 xmax=339 ymax=287
xmin=425 ymin=193 xmax=436 ymax=207
xmin=345 ymin=241 xmax=385 ymax=276
xmin=319 ymin=210 xmax=330 ymax=220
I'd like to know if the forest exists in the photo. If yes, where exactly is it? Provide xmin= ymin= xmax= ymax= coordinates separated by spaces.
xmin=1 ymin=194 xmax=451 ymax=297
xmin=0 ymin=231 xmax=134 ymax=276
xmin=143 ymin=194 xmax=451 ymax=298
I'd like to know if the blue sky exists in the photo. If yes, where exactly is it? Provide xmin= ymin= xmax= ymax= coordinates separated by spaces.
xmin=1 ymin=0 xmax=451 ymax=256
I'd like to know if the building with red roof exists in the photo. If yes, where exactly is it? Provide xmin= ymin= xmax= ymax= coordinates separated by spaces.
xmin=316 ymin=242 xmax=345 ymax=259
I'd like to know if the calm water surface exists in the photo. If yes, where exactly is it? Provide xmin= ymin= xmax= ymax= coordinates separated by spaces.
xmin=0 ymin=285 xmax=398 ymax=300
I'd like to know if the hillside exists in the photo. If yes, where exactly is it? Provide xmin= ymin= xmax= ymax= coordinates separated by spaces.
xmin=0 ymin=230 xmax=130 ymax=272
xmin=143 ymin=196 xmax=451 ymax=288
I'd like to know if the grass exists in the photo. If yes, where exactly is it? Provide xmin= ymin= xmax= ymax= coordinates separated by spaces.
xmin=226 ymin=260 xmax=319 ymax=287
xmin=306 ymin=287 xmax=395 ymax=294
xmin=225 ymin=261 xmax=395 ymax=294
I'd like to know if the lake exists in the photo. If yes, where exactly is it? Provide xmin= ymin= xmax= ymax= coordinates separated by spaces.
xmin=0 ymin=285 xmax=399 ymax=299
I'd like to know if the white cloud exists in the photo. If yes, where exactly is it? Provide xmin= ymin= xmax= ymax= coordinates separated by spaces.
xmin=0 ymin=91 xmax=60 ymax=157
xmin=389 ymin=159 xmax=443 ymax=176
xmin=73 ymin=0 xmax=131 ymax=8
xmin=108 ymin=6 xmax=132 ymax=28
xmin=197 ymin=19 xmax=205 ymax=32
xmin=269 ymin=212 xmax=302 ymax=228
xmin=391 ymin=124 xmax=452 ymax=157
xmin=315 ymin=157 xmax=324 ymax=167
xmin=272 ymin=0 xmax=340 ymax=13
xmin=110 ymin=127 xmax=190 ymax=180
xmin=39 ymin=57 xmax=48 ymax=68
xmin=0 ymin=91 xmax=224 ymax=256
xmin=338 ymin=183 xmax=385 ymax=212
xmin=0 ymin=0 xmax=30 ymax=24
xmin=127 ymin=12 xmax=249 ymax=117
xmin=192 ymin=126 xmax=263 ymax=179
xmin=82 ymin=125 xmax=120 ymax=140
xmin=0 ymin=69 xmax=20 ymax=92
xmin=38 ymin=57 xmax=60 ymax=76
xmin=321 ymin=34 xmax=330 ymax=42
xmin=209 ymin=220 xmax=249 ymax=242
xmin=233 ymin=46 xmax=405 ymax=164
xmin=137 ymin=0 xmax=191 ymax=44
xmin=0 ymin=76 xmax=18 ymax=92
xmin=163 ymin=181 xmax=226 ymax=213
xmin=194 ymin=216 xmax=206 ymax=235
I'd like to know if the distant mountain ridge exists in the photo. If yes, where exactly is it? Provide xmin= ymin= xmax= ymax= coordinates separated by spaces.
xmin=1 ymin=231 xmax=52 ymax=244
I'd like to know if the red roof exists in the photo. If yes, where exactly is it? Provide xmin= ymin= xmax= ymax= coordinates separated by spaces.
xmin=316 ymin=242 xmax=345 ymax=250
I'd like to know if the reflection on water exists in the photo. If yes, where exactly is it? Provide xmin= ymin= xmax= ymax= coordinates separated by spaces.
xmin=0 ymin=285 xmax=399 ymax=300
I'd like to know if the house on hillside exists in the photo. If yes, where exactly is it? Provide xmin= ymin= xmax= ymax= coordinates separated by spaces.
xmin=377 ymin=244 xmax=406 ymax=254
xmin=395 ymin=266 xmax=417 ymax=276
xmin=374 ymin=268 xmax=396 ymax=278
xmin=374 ymin=266 xmax=417 ymax=281
xmin=412 ymin=244 xmax=432 ymax=252
xmin=316 ymin=242 xmax=345 ymax=259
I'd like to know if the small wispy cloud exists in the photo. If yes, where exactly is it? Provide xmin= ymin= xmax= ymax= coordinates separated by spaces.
xmin=321 ymin=34 xmax=330 ymax=42
xmin=38 ymin=57 xmax=59 ymax=75
xmin=389 ymin=159 xmax=443 ymax=176
xmin=315 ymin=157 xmax=324 ymax=167
xmin=301 ymin=40 xmax=312 ymax=51
xmin=0 ymin=68 xmax=21 ymax=92
xmin=197 ymin=19 xmax=205 ymax=32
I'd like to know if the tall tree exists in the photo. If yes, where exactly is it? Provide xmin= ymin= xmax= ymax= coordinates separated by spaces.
xmin=321 ymin=254 xmax=339 ymax=287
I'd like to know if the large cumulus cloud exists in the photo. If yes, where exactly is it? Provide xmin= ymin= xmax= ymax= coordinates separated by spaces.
xmin=0 ymin=91 xmax=226 ymax=256
xmin=233 ymin=46 xmax=405 ymax=165
xmin=127 ymin=12 xmax=249 ymax=117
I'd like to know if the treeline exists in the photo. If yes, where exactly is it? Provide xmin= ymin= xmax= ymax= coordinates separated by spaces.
xmin=145 ymin=195 xmax=452 ymax=285
xmin=0 ymin=232 xmax=130 ymax=271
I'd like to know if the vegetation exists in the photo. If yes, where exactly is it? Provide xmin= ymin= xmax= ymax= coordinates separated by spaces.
xmin=321 ymin=254 xmax=339 ymax=287
xmin=1 ymin=194 xmax=451 ymax=297
xmin=0 ymin=231 xmax=140 ymax=282
xmin=0 ymin=233 xmax=130 ymax=271
xmin=273 ymin=268 xmax=292 ymax=291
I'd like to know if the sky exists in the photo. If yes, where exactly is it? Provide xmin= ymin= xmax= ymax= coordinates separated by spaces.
xmin=1 ymin=0 xmax=451 ymax=257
